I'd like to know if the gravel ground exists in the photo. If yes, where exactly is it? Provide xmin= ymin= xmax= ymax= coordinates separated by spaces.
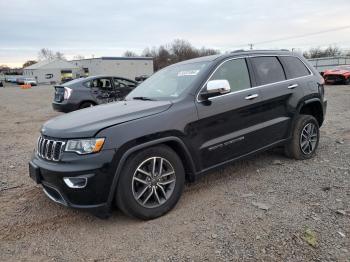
xmin=0 ymin=83 xmax=349 ymax=261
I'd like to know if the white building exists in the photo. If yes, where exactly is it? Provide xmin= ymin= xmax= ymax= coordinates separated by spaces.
xmin=24 ymin=57 xmax=154 ymax=84
xmin=71 ymin=57 xmax=154 ymax=80
xmin=23 ymin=59 xmax=81 ymax=84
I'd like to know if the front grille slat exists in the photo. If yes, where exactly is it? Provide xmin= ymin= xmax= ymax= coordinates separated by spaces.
xmin=37 ymin=137 xmax=41 ymax=152
xmin=36 ymin=136 xmax=65 ymax=161
xmin=39 ymin=137 xmax=44 ymax=157
xmin=42 ymin=139 xmax=48 ymax=159
xmin=51 ymin=141 xmax=56 ymax=160
xmin=53 ymin=141 xmax=64 ymax=161
xmin=44 ymin=140 xmax=49 ymax=158
xmin=46 ymin=141 xmax=53 ymax=160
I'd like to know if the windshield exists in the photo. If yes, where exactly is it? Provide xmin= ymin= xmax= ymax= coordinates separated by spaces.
xmin=126 ymin=61 xmax=209 ymax=100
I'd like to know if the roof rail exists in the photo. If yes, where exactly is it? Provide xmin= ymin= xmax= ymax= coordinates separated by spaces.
xmin=231 ymin=49 xmax=245 ymax=53
xmin=230 ymin=49 xmax=290 ymax=53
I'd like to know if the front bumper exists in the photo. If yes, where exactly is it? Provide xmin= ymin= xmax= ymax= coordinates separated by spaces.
xmin=324 ymin=75 xmax=346 ymax=84
xmin=29 ymin=149 xmax=117 ymax=211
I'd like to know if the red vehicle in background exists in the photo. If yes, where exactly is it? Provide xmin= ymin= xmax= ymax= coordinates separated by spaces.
xmin=323 ymin=66 xmax=350 ymax=85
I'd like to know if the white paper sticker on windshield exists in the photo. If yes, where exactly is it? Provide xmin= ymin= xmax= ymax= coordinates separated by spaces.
xmin=177 ymin=70 xmax=200 ymax=77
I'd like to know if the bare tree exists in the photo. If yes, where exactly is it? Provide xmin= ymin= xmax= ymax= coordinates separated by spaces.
xmin=38 ymin=48 xmax=66 ymax=60
xmin=22 ymin=60 xmax=37 ymax=68
xmin=38 ymin=48 xmax=55 ymax=60
xmin=198 ymin=47 xmax=220 ymax=56
xmin=141 ymin=47 xmax=155 ymax=57
xmin=0 ymin=65 xmax=10 ymax=71
xmin=123 ymin=50 xmax=138 ymax=57
xmin=170 ymin=39 xmax=198 ymax=63
xmin=323 ymin=46 xmax=341 ymax=57
xmin=303 ymin=45 xmax=341 ymax=58
xmin=156 ymin=46 xmax=172 ymax=71
xmin=153 ymin=39 xmax=219 ymax=71
xmin=55 ymin=51 xmax=66 ymax=60
xmin=127 ymin=39 xmax=220 ymax=71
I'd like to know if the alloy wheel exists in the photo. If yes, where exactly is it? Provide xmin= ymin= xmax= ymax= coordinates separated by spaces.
xmin=300 ymin=122 xmax=318 ymax=155
xmin=132 ymin=157 xmax=176 ymax=208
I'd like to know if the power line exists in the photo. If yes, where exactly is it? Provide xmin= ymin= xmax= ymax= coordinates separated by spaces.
xmin=254 ymin=25 xmax=350 ymax=45
xmin=231 ymin=25 xmax=350 ymax=49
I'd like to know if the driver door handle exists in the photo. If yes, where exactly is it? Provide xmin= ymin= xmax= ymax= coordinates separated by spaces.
xmin=245 ymin=94 xmax=259 ymax=100
xmin=288 ymin=84 xmax=298 ymax=89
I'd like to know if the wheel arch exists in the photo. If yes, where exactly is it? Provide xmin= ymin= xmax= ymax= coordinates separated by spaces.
xmin=79 ymin=100 xmax=97 ymax=108
xmin=298 ymin=98 xmax=324 ymax=127
xmin=106 ymin=136 xmax=196 ymax=207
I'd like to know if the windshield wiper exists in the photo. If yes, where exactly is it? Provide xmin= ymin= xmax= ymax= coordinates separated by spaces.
xmin=132 ymin=96 xmax=156 ymax=101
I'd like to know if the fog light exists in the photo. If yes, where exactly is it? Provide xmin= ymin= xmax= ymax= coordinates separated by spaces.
xmin=64 ymin=176 xmax=90 ymax=188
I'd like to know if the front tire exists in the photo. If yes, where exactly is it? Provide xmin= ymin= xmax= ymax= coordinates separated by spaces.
xmin=116 ymin=145 xmax=185 ymax=220
xmin=285 ymin=115 xmax=320 ymax=160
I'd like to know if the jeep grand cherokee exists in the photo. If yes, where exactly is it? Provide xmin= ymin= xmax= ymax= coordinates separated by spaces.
xmin=29 ymin=50 xmax=327 ymax=219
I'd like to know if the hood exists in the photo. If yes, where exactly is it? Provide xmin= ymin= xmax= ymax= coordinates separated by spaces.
xmin=324 ymin=69 xmax=350 ymax=75
xmin=42 ymin=100 xmax=172 ymax=138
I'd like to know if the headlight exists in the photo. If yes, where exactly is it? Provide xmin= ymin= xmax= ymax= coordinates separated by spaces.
xmin=64 ymin=87 xmax=73 ymax=100
xmin=65 ymin=138 xmax=105 ymax=154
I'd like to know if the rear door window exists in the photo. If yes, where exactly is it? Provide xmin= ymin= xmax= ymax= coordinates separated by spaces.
xmin=251 ymin=56 xmax=286 ymax=85
xmin=279 ymin=56 xmax=311 ymax=79
xmin=114 ymin=78 xmax=136 ymax=88
xmin=86 ymin=78 xmax=113 ymax=90
xmin=209 ymin=58 xmax=251 ymax=92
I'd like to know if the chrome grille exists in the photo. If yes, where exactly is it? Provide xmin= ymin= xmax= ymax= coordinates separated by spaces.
xmin=37 ymin=136 xmax=65 ymax=161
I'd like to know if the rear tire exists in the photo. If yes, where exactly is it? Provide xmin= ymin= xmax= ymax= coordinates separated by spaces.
xmin=79 ymin=101 xmax=95 ymax=109
xmin=116 ymin=145 xmax=185 ymax=220
xmin=284 ymin=115 xmax=320 ymax=160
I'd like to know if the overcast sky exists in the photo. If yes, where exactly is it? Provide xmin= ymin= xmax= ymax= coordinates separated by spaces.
xmin=1 ymin=0 xmax=350 ymax=67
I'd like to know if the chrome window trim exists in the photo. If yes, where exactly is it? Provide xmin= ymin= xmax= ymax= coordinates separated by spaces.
xmin=196 ymin=54 xmax=314 ymax=103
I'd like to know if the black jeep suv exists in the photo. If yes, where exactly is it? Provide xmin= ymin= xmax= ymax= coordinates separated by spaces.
xmin=29 ymin=50 xmax=327 ymax=219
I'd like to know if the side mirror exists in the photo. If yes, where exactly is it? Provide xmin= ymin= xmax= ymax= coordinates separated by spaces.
xmin=201 ymin=80 xmax=231 ymax=99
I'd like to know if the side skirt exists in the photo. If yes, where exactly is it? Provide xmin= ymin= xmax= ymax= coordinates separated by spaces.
xmin=194 ymin=138 xmax=288 ymax=178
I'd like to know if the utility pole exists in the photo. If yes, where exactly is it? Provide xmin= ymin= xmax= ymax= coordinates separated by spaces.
xmin=248 ymin=43 xmax=254 ymax=50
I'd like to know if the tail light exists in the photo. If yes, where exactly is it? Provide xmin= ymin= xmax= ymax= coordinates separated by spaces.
xmin=319 ymin=77 xmax=325 ymax=85
xmin=63 ymin=87 xmax=72 ymax=100
xmin=318 ymin=79 xmax=325 ymax=99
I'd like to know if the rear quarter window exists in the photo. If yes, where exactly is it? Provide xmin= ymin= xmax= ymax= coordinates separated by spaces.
xmin=251 ymin=56 xmax=286 ymax=85
xmin=279 ymin=56 xmax=311 ymax=79
xmin=83 ymin=81 xmax=91 ymax=88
